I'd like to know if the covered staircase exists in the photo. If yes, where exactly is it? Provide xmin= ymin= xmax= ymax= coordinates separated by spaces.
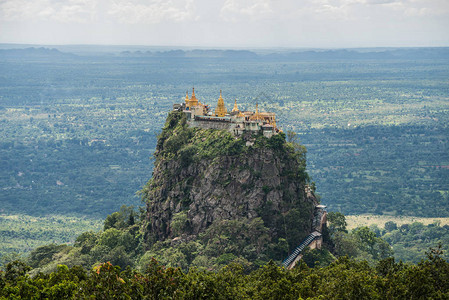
xmin=282 ymin=231 xmax=322 ymax=268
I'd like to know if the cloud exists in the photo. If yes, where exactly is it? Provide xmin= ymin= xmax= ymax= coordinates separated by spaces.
xmin=0 ymin=0 xmax=196 ymax=24
xmin=2 ymin=0 xmax=447 ymax=25
xmin=0 ymin=0 xmax=97 ymax=23
xmin=220 ymin=0 xmax=273 ymax=22
xmin=362 ymin=0 xmax=399 ymax=4
xmin=290 ymin=0 xmax=449 ymax=21
xmin=402 ymin=0 xmax=449 ymax=16
xmin=0 ymin=0 xmax=447 ymax=46
xmin=107 ymin=0 xmax=196 ymax=24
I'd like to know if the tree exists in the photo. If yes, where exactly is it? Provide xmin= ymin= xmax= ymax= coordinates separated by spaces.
xmin=4 ymin=260 xmax=31 ymax=284
xmin=327 ymin=212 xmax=347 ymax=234
xmin=170 ymin=211 xmax=188 ymax=236
xmin=99 ymin=228 xmax=121 ymax=249
xmin=75 ymin=231 xmax=98 ymax=254
xmin=104 ymin=205 xmax=137 ymax=230
xmin=286 ymin=131 xmax=299 ymax=144
xmin=78 ymin=262 xmax=129 ymax=298
xmin=28 ymin=244 xmax=68 ymax=268
xmin=384 ymin=221 xmax=397 ymax=232
xmin=301 ymin=248 xmax=335 ymax=268
xmin=353 ymin=227 xmax=377 ymax=252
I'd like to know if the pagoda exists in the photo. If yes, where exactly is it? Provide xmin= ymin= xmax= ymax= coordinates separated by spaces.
xmin=215 ymin=90 xmax=227 ymax=117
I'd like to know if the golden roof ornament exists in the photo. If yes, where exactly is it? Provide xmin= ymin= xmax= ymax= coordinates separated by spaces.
xmin=185 ymin=90 xmax=190 ymax=105
xmin=232 ymin=98 xmax=239 ymax=113
xmin=215 ymin=90 xmax=227 ymax=117
xmin=190 ymin=87 xmax=198 ymax=106
xmin=250 ymin=103 xmax=264 ymax=121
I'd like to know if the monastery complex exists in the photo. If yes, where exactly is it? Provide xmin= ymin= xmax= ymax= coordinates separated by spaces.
xmin=173 ymin=88 xmax=280 ymax=138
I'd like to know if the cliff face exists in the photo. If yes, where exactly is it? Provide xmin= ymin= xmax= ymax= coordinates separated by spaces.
xmin=142 ymin=111 xmax=318 ymax=252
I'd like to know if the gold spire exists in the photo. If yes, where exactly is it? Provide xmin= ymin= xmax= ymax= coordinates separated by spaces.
xmin=215 ymin=90 xmax=227 ymax=117
xmin=232 ymin=98 xmax=239 ymax=113
xmin=185 ymin=90 xmax=190 ymax=106
xmin=190 ymin=87 xmax=198 ymax=107
xmin=250 ymin=102 xmax=263 ymax=121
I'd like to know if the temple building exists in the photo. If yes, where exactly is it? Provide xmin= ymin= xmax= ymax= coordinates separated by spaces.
xmin=173 ymin=88 xmax=280 ymax=138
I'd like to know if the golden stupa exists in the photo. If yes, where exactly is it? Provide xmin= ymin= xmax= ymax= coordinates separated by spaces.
xmin=189 ymin=88 xmax=199 ymax=107
xmin=215 ymin=90 xmax=227 ymax=117
xmin=232 ymin=98 xmax=241 ymax=112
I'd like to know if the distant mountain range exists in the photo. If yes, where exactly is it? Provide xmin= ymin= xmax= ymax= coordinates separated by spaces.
xmin=1 ymin=46 xmax=448 ymax=60
xmin=0 ymin=47 xmax=77 ymax=59
xmin=266 ymin=48 xmax=449 ymax=60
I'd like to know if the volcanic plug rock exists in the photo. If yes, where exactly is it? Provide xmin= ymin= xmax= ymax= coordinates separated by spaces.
xmin=142 ymin=111 xmax=319 ymax=255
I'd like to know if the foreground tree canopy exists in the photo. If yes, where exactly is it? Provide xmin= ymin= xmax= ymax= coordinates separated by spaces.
xmin=1 ymin=247 xmax=449 ymax=299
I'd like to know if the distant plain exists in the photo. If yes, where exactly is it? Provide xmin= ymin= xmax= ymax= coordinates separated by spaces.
xmin=0 ymin=46 xmax=448 ymax=260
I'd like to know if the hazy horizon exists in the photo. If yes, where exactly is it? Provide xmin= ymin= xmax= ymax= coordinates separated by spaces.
xmin=1 ymin=0 xmax=448 ymax=48
xmin=2 ymin=43 xmax=448 ymax=49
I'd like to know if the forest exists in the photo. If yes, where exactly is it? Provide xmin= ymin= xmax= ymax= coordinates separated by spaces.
xmin=1 ymin=252 xmax=449 ymax=299
xmin=1 ymin=47 xmax=447 ymax=217
xmin=1 ymin=209 xmax=449 ymax=298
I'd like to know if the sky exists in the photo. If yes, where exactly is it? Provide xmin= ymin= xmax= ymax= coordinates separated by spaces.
xmin=0 ymin=0 xmax=448 ymax=48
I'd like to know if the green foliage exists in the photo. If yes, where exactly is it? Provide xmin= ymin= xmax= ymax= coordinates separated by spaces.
xmin=284 ymin=209 xmax=310 ymax=251
xmin=333 ymin=231 xmax=360 ymax=258
xmin=3 ymin=260 xmax=31 ymax=284
xmin=305 ymin=125 xmax=449 ymax=217
xmin=136 ymin=218 xmax=284 ymax=272
xmin=0 ymin=214 xmax=102 ymax=262
xmin=104 ymin=205 xmax=137 ymax=230
xmin=384 ymin=221 xmax=398 ymax=232
xmin=261 ymin=185 xmax=272 ymax=194
xmin=380 ymin=221 xmax=449 ymax=263
xmin=247 ymin=261 xmax=298 ymax=299
xmin=2 ymin=246 xmax=449 ymax=299
xmin=328 ymin=219 xmax=394 ymax=263
xmin=99 ymin=228 xmax=122 ymax=249
xmin=28 ymin=244 xmax=69 ymax=268
xmin=184 ymin=127 xmax=245 ymax=159
xmin=267 ymin=132 xmax=286 ymax=150
xmin=158 ymin=112 xmax=193 ymax=159
xmin=327 ymin=211 xmax=348 ymax=234
xmin=301 ymin=248 xmax=335 ymax=268
xmin=170 ymin=211 xmax=188 ymax=236
xmin=353 ymin=227 xmax=377 ymax=252
xmin=75 ymin=231 xmax=99 ymax=254
xmin=22 ymin=207 xmax=142 ymax=273
xmin=179 ymin=144 xmax=199 ymax=167
xmin=155 ymin=112 xmax=253 ymax=172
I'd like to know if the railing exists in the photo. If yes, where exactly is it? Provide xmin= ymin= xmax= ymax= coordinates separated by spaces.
xmin=282 ymin=231 xmax=322 ymax=268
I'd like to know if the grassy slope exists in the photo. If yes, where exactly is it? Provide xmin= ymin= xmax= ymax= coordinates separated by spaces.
xmin=346 ymin=214 xmax=449 ymax=230
xmin=0 ymin=214 xmax=102 ymax=261
xmin=346 ymin=214 xmax=449 ymax=263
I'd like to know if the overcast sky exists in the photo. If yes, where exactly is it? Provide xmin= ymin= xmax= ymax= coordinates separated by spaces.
xmin=1 ymin=0 xmax=448 ymax=48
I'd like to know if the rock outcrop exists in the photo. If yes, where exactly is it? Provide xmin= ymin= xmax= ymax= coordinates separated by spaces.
xmin=142 ymin=111 xmax=319 ymax=252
